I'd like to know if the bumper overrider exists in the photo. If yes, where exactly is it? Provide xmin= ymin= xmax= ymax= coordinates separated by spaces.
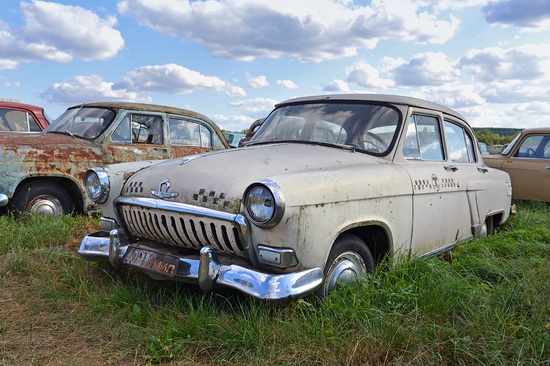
xmin=78 ymin=201 xmax=323 ymax=302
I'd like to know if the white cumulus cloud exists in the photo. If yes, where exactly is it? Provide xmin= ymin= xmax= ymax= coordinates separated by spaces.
xmin=115 ymin=63 xmax=244 ymax=96
xmin=0 ymin=1 xmax=124 ymax=69
xmin=40 ymin=74 xmax=143 ymax=104
xmin=117 ymin=0 xmax=461 ymax=62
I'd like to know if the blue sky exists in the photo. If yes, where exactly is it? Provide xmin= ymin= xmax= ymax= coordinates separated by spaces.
xmin=1 ymin=0 xmax=550 ymax=132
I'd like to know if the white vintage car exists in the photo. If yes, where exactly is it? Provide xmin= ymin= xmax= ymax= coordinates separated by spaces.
xmin=79 ymin=94 xmax=514 ymax=301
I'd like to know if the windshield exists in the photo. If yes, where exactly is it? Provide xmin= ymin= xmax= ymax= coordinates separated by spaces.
xmin=46 ymin=106 xmax=116 ymax=139
xmin=248 ymin=102 xmax=401 ymax=155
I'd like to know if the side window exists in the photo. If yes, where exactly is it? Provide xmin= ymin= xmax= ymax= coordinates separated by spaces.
xmin=0 ymin=110 xmax=40 ymax=132
xmin=169 ymin=118 xmax=212 ymax=147
xmin=111 ymin=115 xmax=131 ymax=143
xmin=513 ymin=135 xmax=546 ymax=158
xmin=444 ymin=120 xmax=475 ymax=163
xmin=404 ymin=114 xmax=444 ymax=161
xmin=113 ymin=114 xmax=163 ymax=144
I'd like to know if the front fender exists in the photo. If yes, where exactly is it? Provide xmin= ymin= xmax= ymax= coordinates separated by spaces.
xmin=95 ymin=159 xmax=170 ymax=219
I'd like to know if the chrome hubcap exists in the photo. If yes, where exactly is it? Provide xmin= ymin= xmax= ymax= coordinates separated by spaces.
xmin=325 ymin=251 xmax=366 ymax=293
xmin=27 ymin=195 xmax=63 ymax=216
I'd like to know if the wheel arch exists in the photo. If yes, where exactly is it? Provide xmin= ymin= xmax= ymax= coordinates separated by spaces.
xmin=335 ymin=221 xmax=393 ymax=265
xmin=15 ymin=175 xmax=85 ymax=213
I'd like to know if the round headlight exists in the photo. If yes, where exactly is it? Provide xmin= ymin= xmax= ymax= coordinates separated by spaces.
xmin=244 ymin=181 xmax=285 ymax=228
xmin=84 ymin=167 xmax=110 ymax=203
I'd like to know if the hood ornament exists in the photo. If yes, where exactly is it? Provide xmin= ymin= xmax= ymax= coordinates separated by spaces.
xmin=151 ymin=179 xmax=179 ymax=199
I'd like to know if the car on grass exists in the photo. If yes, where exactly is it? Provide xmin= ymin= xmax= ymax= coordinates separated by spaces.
xmin=78 ymin=94 xmax=514 ymax=302
xmin=483 ymin=127 xmax=550 ymax=202
xmin=0 ymin=102 xmax=229 ymax=216
xmin=0 ymin=100 xmax=52 ymax=132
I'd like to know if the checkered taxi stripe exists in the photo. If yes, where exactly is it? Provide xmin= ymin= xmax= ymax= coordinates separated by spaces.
xmin=413 ymin=177 xmax=457 ymax=191
xmin=193 ymin=189 xmax=231 ymax=208
xmin=126 ymin=181 xmax=144 ymax=194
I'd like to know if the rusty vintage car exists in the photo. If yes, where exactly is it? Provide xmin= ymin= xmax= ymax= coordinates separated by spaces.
xmin=0 ymin=102 xmax=228 ymax=216
xmin=0 ymin=100 xmax=52 ymax=132
xmin=483 ymin=127 xmax=550 ymax=202
xmin=78 ymin=94 xmax=514 ymax=301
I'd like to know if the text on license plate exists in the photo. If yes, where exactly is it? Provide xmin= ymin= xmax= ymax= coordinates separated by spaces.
xmin=123 ymin=247 xmax=179 ymax=277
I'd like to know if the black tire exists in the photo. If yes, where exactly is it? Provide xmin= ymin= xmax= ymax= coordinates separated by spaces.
xmin=10 ymin=181 xmax=74 ymax=217
xmin=315 ymin=233 xmax=375 ymax=298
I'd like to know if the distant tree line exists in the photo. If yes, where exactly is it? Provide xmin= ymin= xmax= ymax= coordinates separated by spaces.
xmin=473 ymin=127 xmax=522 ymax=146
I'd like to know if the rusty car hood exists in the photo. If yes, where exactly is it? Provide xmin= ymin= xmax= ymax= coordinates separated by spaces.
xmin=0 ymin=131 xmax=104 ymax=171
xmin=122 ymin=143 xmax=386 ymax=213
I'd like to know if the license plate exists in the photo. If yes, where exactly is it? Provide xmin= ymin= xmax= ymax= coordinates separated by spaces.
xmin=123 ymin=246 xmax=179 ymax=277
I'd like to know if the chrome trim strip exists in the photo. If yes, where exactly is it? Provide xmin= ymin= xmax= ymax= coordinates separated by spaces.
xmin=116 ymin=196 xmax=238 ymax=222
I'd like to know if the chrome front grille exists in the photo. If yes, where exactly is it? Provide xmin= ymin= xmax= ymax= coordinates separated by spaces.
xmin=117 ymin=198 xmax=246 ymax=257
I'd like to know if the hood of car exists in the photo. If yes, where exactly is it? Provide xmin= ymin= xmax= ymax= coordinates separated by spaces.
xmin=0 ymin=131 xmax=103 ymax=162
xmin=0 ymin=131 xmax=99 ymax=147
xmin=122 ymin=143 xmax=384 ymax=213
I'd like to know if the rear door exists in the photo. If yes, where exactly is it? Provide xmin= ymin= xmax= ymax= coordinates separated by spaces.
xmin=399 ymin=111 xmax=471 ymax=256
xmin=167 ymin=117 xmax=217 ymax=157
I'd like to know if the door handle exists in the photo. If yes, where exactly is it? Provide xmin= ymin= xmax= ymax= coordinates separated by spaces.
xmin=444 ymin=165 xmax=458 ymax=172
xmin=153 ymin=147 xmax=168 ymax=152
xmin=477 ymin=167 xmax=489 ymax=173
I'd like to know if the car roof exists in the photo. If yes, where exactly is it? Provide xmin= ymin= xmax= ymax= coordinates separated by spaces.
xmin=0 ymin=101 xmax=44 ymax=113
xmin=518 ymin=127 xmax=550 ymax=134
xmin=68 ymin=102 xmax=215 ymax=123
xmin=277 ymin=94 xmax=466 ymax=121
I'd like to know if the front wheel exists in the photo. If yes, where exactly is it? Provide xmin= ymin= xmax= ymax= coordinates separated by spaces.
xmin=10 ymin=181 xmax=74 ymax=217
xmin=315 ymin=233 xmax=375 ymax=298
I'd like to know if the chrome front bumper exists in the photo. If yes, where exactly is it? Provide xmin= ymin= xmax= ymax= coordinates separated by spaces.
xmin=78 ymin=230 xmax=323 ymax=302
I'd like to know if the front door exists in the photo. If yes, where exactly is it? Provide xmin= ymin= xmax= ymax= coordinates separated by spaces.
xmin=502 ymin=134 xmax=550 ymax=201
xmin=106 ymin=112 xmax=170 ymax=163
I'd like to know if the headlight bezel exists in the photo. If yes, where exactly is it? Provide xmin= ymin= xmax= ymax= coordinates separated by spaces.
xmin=84 ymin=167 xmax=110 ymax=204
xmin=243 ymin=180 xmax=285 ymax=228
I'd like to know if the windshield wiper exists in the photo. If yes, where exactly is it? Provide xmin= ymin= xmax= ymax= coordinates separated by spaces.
xmin=246 ymin=139 xmax=357 ymax=152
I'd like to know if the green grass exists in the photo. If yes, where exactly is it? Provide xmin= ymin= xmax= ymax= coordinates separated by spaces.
xmin=0 ymin=202 xmax=549 ymax=365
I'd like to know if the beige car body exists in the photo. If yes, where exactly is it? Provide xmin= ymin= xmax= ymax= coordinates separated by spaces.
xmin=79 ymin=94 xmax=514 ymax=301
xmin=483 ymin=128 xmax=550 ymax=202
